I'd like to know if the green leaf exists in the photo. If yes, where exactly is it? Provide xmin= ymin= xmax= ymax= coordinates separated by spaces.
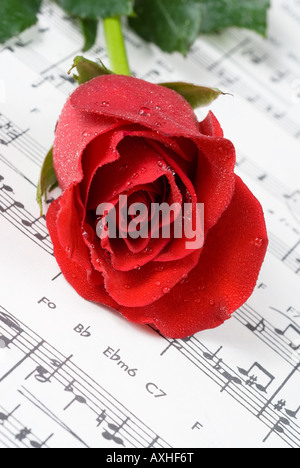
xmin=55 ymin=0 xmax=134 ymax=19
xmin=0 ymin=0 xmax=42 ymax=43
xmin=129 ymin=0 xmax=202 ymax=55
xmin=160 ymin=82 xmax=228 ymax=108
xmin=78 ymin=17 xmax=98 ymax=52
xmin=68 ymin=56 xmax=112 ymax=85
xmin=37 ymin=147 xmax=58 ymax=215
xmin=199 ymin=0 xmax=271 ymax=37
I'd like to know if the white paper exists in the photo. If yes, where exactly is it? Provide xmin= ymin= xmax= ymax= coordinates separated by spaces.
xmin=0 ymin=0 xmax=299 ymax=448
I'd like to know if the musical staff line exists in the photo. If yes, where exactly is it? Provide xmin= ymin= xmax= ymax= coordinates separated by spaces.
xmin=191 ymin=33 xmax=300 ymax=140
xmin=157 ymin=329 xmax=300 ymax=447
xmin=0 ymin=305 xmax=171 ymax=448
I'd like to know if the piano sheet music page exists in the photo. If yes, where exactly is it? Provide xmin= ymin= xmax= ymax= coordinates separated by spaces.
xmin=0 ymin=0 xmax=299 ymax=449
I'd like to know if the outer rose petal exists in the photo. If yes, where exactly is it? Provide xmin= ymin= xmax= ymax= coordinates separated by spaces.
xmin=53 ymin=98 xmax=120 ymax=190
xmin=46 ymin=197 xmax=118 ymax=308
xmin=71 ymin=75 xmax=200 ymax=137
xmin=117 ymin=176 xmax=268 ymax=338
xmin=194 ymin=112 xmax=236 ymax=233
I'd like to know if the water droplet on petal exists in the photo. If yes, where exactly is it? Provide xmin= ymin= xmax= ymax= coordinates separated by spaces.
xmin=140 ymin=167 xmax=147 ymax=174
xmin=157 ymin=160 xmax=167 ymax=170
xmin=254 ymin=237 xmax=263 ymax=247
xmin=101 ymin=101 xmax=110 ymax=107
xmin=194 ymin=298 xmax=201 ymax=304
xmin=209 ymin=299 xmax=215 ymax=306
xmin=139 ymin=107 xmax=152 ymax=117
xmin=155 ymin=105 xmax=162 ymax=111
xmin=124 ymin=284 xmax=131 ymax=290
xmin=162 ymin=287 xmax=170 ymax=294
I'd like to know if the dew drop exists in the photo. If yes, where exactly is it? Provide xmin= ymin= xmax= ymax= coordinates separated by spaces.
xmin=162 ymin=287 xmax=170 ymax=294
xmin=124 ymin=284 xmax=131 ymax=289
xmin=139 ymin=107 xmax=152 ymax=117
xmin=155 ymin=105 xmax=162 ymax=111
xmin=157 ymin=160 xmax=167 ymax=170
xmin=156 ymin=281 xmax=161 ymax=287
xmin=254 ymin=237 xmax=263 ymax=247
xmin=140 ymin=167 xmax=147 ymax=174
xmin=209 ymin=299 xmax=215 ymax=306
xmin=101 ymin=101 xmax=110 ymax=107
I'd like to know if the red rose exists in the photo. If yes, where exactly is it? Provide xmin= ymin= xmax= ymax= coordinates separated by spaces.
xmin=46 ymin=75 xmax=268 ymax=338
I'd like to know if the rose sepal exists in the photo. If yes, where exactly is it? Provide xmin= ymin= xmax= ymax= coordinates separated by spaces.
xmin=36 ymin=147 xmax=58 ymax=215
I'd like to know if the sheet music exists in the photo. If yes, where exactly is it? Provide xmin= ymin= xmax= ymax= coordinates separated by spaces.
xmin=0 ymin=0 xmax=299 ymax=448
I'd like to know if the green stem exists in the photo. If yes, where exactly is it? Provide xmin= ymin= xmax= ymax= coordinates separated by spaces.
xmin=103 ymin=17 xmax=131 ymax=76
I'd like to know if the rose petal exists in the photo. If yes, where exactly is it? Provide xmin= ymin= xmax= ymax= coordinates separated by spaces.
xmin=102 ymin=249 xmax=201 ymax=307
xmin=71 ymin=75 xmax=200 ymax=137
xmin=53 ymin=98 xmax=120 ymax=191
xmin=46 ymin=197 xmax=117 ymax=308
xmin=56 ymin=185 xmax=91 ymax=271
xmin=194 ymin=112 xmax=236 ymax=232
xmin=118 ymin=176 xmax=268 ymax=338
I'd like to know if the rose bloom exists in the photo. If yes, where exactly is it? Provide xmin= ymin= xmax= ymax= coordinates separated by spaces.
xmin=46 ymin=75 xmax=268 ymax=338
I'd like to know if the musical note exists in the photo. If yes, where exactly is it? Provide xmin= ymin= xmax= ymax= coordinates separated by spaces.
xmin=263 ymin=417 xmax=290 ymax=443
xmin=34 ymin=232 xmax=49 ymax=242
xmin=0 ymin=404 xmax=20 ymax=425
xmin=0 ymin=183 xmax=13 ymax=193
xmin=203 ymin=346 xmax=223 ymax=371
xmin=0 ymin=340 xmax=44 ymax=383
xmin=160 ymin=336 xmax=192 ymax=356
xmin=21 ymin=215 xmax=45 ymax=228
xmin=64 ymin=394 xmax=87 ymax=411
xmin=274 ymin=324 xmax=300 ymax=350
xmin=285 ymin=404 xmax=300 ymax=419
xmin=0 ymin=312 xmax=24 ymax=349
xmin=238 ymin=362 xmax=275 ymax=393
xmin=25 ymin=365 xmax=49 ymax=383
xmin=63 ymin=376 xmax=87 ymax=411
xmin=0 ymin=201 xmax=25 ymax=213
xmin=220 ymin=371 xmax=242 ymax=393
xmin=96 ymin=410 xmax=107 ymax=427
xmin=246 ymin=319 xmax=266 ymax=334
xmin=102 ymin=417 xmax=130 ymax=446
xmin=30 ymin=433 xmax=54 ymax=448
xmin=26 ymin=355 xmax=73 ymax=384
